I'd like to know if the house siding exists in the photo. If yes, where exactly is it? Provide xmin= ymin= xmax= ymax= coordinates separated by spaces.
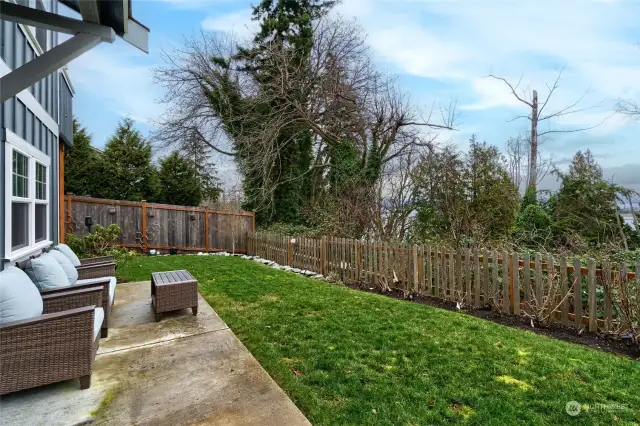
xmin=59 ymin=74 xmax=73 ymax=145
xmin=1 ymin=0 xmax=67 ymax=269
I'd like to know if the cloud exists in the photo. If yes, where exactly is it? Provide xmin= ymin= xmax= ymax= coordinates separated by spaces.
xmin=334 ymin=0 xmax=640 ymax=143
xmin=67 ymin=41 xmax=164 ymax=125
xmin=201 ymin=8 xmax=256 ymax=40
xmin=156 ymin=0 xmax=237 ymax=9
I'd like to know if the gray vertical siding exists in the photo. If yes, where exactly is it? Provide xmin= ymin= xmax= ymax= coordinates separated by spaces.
xmin=59 ymin=74 xmax=73 ymax=144
xmin=1 ymin=8 xmax=66 ymax=267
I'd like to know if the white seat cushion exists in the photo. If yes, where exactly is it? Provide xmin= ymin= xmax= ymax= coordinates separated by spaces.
xmin=93 ymin=307 xmax=104 ymax=339
xmin=48 ymin=249 xmax=79 ymax=284
xmin=25 ymin=254 xmax=72 ymax=291
xmin=54 ymin=244 xmax=81 ymax=267
xmin=0 ymin=266 xmax=43 ymax=324
xmin=76 ymin=277 xmax=116 ymax=304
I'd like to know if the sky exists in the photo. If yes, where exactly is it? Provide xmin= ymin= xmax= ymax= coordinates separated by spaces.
xmin=62 ymin=0 xmax=640 ymax=192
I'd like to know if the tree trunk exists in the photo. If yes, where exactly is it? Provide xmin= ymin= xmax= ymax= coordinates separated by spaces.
xmin=527 ymin=90 xmax=539 ymax=194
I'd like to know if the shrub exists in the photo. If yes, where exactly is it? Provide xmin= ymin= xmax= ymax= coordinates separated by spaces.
xmin=603 ymin=263 xmax=640 ymax=352
xmin=66 ymin=224 xmax=136 ymax=267
xmin=512 ymin=204 xmax=553 ymax=249
xmin=259 ymin=222 xmax=321 ymax=237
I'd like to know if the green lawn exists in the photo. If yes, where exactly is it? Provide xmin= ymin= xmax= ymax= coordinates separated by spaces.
xmin=119 ymin=256 xmax=640 ymax=426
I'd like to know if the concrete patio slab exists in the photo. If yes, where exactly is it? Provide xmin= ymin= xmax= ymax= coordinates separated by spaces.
xmin=0 ymin=281 xmax=311 ymax=426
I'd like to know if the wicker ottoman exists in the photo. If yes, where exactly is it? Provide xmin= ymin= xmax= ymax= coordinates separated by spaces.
xmin=151 ymin=270 xmax=198 ymax=322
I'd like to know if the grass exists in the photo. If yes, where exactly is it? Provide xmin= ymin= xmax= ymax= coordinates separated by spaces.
xmin=119 ymin=256 xmax=640 ymax=425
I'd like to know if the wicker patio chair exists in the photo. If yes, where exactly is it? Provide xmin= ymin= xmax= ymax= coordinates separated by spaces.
xmin=19 ymin=254 xmax=116 ymax=339
xmin=0 ymin=281 xmax=104 ymax=395
xmin=52 ymin=245 xmax=116 ymax=280
xmin=40 ymin=276 xmax=115 ymax=338
xmin=76 ymin=259 xmax=116 ymax=280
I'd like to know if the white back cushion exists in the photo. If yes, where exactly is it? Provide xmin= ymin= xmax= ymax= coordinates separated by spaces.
xmin=54 ymin=244 xmax=81 ymax=267
xmin=0 ymin=266 xmax=43 ymax=324
xmin=48 ymin=249 xmax=79 ymax=284
xmin=25 ymin=254 xmax=72 ymax=291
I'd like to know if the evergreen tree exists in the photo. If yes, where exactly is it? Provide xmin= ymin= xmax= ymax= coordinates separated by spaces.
xmin=411 ymin=137 xmax=519 ymax=245
xmin=158 ymin=152 xmax=202 ymax=206
xmin=181 ymin=131 xmax=222 ymax=202
xmin=549 ymin=150 xmax=622 ymax=248
xmin=64 ymin=119 xmax=100 ymax=196
xmin=95 ymin=118 xmax=159 ymax=202
xmin=465 ymin=136 xmax=519 ymax=241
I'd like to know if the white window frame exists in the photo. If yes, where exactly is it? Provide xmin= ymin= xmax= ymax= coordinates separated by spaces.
xmin=4 ymin=129 xmax=51 ymax=261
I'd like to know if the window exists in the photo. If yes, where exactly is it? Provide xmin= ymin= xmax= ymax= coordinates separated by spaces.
xmin=4 ymin=130 xmax=51 ymax=260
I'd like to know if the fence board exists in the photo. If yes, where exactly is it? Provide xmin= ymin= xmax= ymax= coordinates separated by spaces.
xmin=464 ymin=248 xmax=472 ymax=305
xmin=560 ymin=256 xmax=569 ymax=326
xmin=448 ymin=248 xmax=455 ymax=300
xmin=492 ymin=250 xmax=499 ymax=308
xmin=483 ymin=249 xmax=489 ymax=305
xmin=534 ymin=253 xmax=543 ymax=310
xmin=588 ymin=259 xmax=597 ymax=332
xmin=502 ymin=250 xmax=510 ymax=314
xmin=573 ymin=258 xmax=583 ymax=328
xmin=426 ymin=245 xmax=433 ymax=296
xmin=522 ymin=253 xmax=531 ymax=314
xmin=473 ymin=248 xmax=480 ymax=306
xmin=512 ymin=252 xmax=520 ymax=315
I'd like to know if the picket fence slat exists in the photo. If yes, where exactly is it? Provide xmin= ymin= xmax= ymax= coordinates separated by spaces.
xmin=473 ymin=248 xmax=480 ymax=307
xmin=560 ymin=256 xmax=569 ymax=326
xmin=588 ymin=259 xmax=597 ymax=332
xmin=573 ymin=258 xmax=583 ymax=328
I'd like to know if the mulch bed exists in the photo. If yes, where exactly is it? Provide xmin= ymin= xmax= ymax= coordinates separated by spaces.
xmin=345 ymin=281 xmax=639 ymax=359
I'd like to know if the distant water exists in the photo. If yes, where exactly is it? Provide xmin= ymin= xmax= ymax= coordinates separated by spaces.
xmin=624 ymin=215 xmax=637 ymax=230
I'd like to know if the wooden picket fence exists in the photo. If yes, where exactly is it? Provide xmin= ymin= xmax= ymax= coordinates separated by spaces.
xmin=248 ymin=232 xmax=639 ymax=334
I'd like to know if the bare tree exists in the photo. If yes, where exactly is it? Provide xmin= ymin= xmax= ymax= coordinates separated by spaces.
xmin=505 ymin=133 xmax=528 ymax=190
xmin=373 ymin=153 xmax=421 ymax=240
xmin=487 ymin=68 xmax=606 ymax=195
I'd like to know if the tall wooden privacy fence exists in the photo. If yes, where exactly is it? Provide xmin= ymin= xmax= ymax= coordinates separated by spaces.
xmin=64 ymin=195 xmax=255 ymax=253
xmin=248 ymin=233 xmax=639 ymax=334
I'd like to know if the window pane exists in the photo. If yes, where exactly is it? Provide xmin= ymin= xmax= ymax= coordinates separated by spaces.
xmin=12 ymin=151 xmax=29 ymax=198
xmin=12 ymin=202 xmax=29 ymax=250
xmin=36 ymin=163 xmax=47 ymax=200
xmin=35 ymin=204 xmax=47 ymax=242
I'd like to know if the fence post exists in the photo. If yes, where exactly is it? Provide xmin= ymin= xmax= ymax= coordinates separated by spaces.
xmin=288 ymin=237 xmax=293 ymax=266
xmin=204 ymin=207 xmax=210 ymax=252
xmin=355 ymin=241 xmax=361 ymax=282
xmin=413 ymin=245 xmax=419 ymax=292
xmin=512 ymin=252 xmax=520 ymax=315
xmin=509 ymin=253 xmax=515 ymax=313
xmin=251 ymin=211 xmax=256 ymax=233
xmin=321 ymin=236 xmax=327 ymax=276
xmin=66 ymin=193 xmax=73 ymax=237
xmin=141 ymin=200 xmax=148 ymax=251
